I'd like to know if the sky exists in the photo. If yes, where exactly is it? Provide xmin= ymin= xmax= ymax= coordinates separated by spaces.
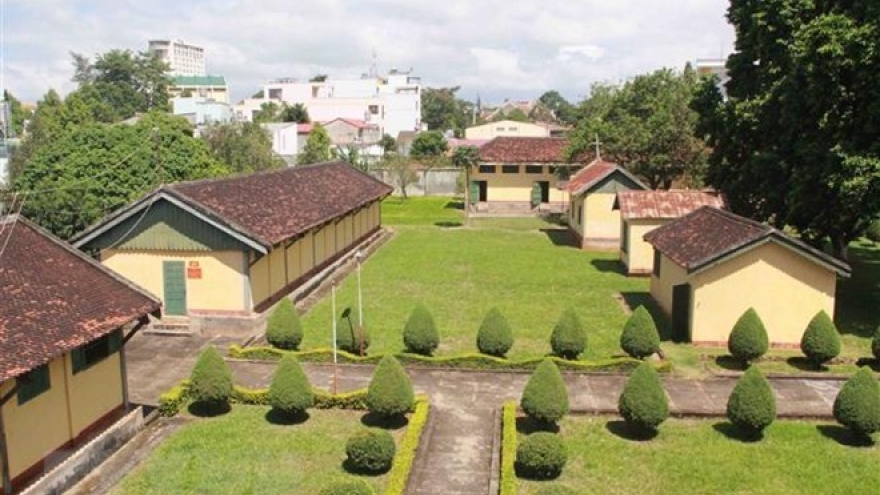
xmin=1 ymin=0 xmax=735 ymax=105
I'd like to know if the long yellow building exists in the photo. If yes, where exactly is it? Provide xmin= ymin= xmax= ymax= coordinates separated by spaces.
xmin=74 ymin=162 xmax=392 ymax=317
xmin=645 ymin=207 xmax=851 ymax=346
xmin=0 ymin=216 xmax=160 ymax=494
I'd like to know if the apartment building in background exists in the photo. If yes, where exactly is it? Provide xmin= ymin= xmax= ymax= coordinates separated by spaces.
xmin=148 ymin=39 xmax=206 ymax=76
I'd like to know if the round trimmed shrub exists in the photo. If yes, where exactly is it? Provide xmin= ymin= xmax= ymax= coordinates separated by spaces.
xmin=727 ymin=308 xmax=769 ymax=363
xmin=833 ymin=367 xmax=880 ymax=437
xmin=535 ymin=486 xmax=579 ymax=495
xmin=550 ymin=309 xmax=586 ymax=360
xmin=872 ymin=325 xmax=880 ymax=361
xmin=521 ymin=359 xmax=570 ymax=425
xmin=318 ymin=478 xmax=375 ymax=495
xmin=403 ymin=303 xmax=439 ymax=356
xmin=268 ymin=355 xmax=313 ymax=415
xmin=618 ymin=361 xmax=668 ymax=432
xmin=476 ymin=308 xmax=514 ymax=358
xmin=800 ymin=310 xmax=841 ymax=368
xmin=345 ymin=429 xmax=396 ymax=473
xmin=515 ymin=432 xmax=567 ymax=480
xmin=265 ymin=298 xmax=303 ymax=350
xmin=726 ymin=366 xmax=776 ymax=436
xmin=620 ymin=306 xmax=661 ymax=360
xmin=189 ymin=346 xmax=233 ymax=407
xmin=336 ymin=306 xmax=371 ymax=355
xmin=366 ymin=355 xmax=415 ymax=418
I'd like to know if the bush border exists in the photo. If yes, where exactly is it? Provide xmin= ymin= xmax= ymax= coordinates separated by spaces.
xmin=228 ymin=345 xmax=670 ymax=373
xmin=384 ymin=397 xmax=430 ymax=495
xmin=500 ymin=401 xmax=517 ymax=495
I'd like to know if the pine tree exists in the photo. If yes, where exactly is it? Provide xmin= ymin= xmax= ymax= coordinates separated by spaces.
xmin=800 ymin=310 xmax=841 ymax=368
xmin=618 ymin=361 xmax=668 ymax=433
xmin=189 ymin=346 xmax=233 ymax=407
xmin=550 ymin=309 xmax=587 ymax=360
xmin=726 ymin=367 xmax=776 ymax=437
xmin=366 ymin=356 xmax=415 ymax=418
xmin=620 ymin=306 xmax=661 ymax=359
xmin=521 ymin=359 xmax=570 ymax=425
xmin=476 ymin=308 xmax=514 ymax=358
xmin=268 ymin=355 xmax=314 ymax=416
xmin=265 ymin=298 xmax=304 ymax=350
xmin=403 ymin=304 xmax=440 ymax=356
xmin=727 ymin=308 xmax=769 ymax=364
xmin=833 ymin=367 xmax=880 ymax=438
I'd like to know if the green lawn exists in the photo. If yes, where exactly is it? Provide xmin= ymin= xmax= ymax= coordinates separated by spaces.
xmin=518 ymin=417 xmax=880 ymax=495
xmin=112 ymin=407 xmax=395 ymax=495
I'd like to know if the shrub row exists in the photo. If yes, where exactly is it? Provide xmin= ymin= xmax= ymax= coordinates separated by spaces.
xmin=229 ymin=345 xmax=666 ymax=373
xmin=383 ymin=398 xmax=430 ymax=495
xmin=500 ymin=401 xmax=517 ymax=495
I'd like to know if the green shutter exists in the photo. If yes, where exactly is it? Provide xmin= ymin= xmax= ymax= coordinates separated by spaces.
xmin=469 ymin=181 xmax=480 ymax=205
xmin=72 ymin=347 xmax=87 ymax=373
xmin=163 ymin=261 xmax=188 ymax=316
xmin=108 ymin=330 xmax=122 ymax=353
xmin=530 ymin=182 xmax=542 ymax=207
xmin=17 ymin=364 xmax=51 ymax=405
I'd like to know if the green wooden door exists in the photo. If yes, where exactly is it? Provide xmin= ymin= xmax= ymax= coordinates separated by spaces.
xmin=163 ymin=261 xmax=187 ymax=316
xmin=530 ymin=182 xmax=543 ymax=208
xmin=469 ymin=181 xmax=480 ymax=205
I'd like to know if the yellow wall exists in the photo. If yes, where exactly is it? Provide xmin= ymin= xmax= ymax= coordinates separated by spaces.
xmin=568 ymin=196 xmax=585 ymax=235
xmin=102 ymin=250 xmax=247 ymax=314
xmin=1 ymin=351 xmax=123 ymax=480
xmin=690 ymin=242 xmax=838 ymax=345
xmin=621 ymin=219 xmax=665 ymax=274
xmin=649 ymin=251 xmax=690 ymax=317
xmin=464 ymin=121 xmax=549 ymax=139
xmin=583 ymin=192 xmax=620 ymax=241
xmin=471 ymin=165 xmax=567 ymax=204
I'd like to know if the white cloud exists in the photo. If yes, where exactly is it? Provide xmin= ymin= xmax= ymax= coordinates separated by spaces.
xmin=1 ymin=0 xmax=735 ymax=104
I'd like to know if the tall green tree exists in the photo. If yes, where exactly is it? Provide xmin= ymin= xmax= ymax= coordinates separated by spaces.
xmin=280 ymin=103 xmax=310 ymax=123
xmin=201 ymin=122 xmax=285 ymax=174
xmin=421 ymin=87 xmax=472 ymax=136
xmin=538 ymin=90 xmax=576 ymax=125
xmin=299 ymin=124 xmax=332 ymax=165
xmin=410 ymin=131 xmax=448 ymax=158
xmin=2 ymin=90 xmax=32 ymax=137
xmin=7 ymin=90 xmax=64 ymax=183
xmin=567 ymin=67 xmax=708 ymax=189
xmin=253 ymin=102 xmax=281 ymax=124
xmin=13 ymin=111 xmax=227 ymax=238
xmin=699 ymin=0 xmax=880 ymax=259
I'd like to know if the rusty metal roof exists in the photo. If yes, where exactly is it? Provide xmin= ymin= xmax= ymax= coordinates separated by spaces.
xmin=616 ymin=190 xmax=726 ymax=220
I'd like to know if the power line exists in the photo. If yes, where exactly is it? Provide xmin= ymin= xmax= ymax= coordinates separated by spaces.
xmin=0 ymin=195 xmax=26 ymax=264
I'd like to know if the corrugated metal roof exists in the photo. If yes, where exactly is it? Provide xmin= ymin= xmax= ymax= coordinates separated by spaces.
xmin=616 ymin=190 xmax=726 ymax=219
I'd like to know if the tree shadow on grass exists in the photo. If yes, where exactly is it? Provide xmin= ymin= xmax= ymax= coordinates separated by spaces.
xmin=187 ymin=401 xmax=231 ymax=418
xmin=361 ymin=412 xmax=409 ymax=431
xmin=711 ymin=422 xmax=764 ymax=443
xmin=591 ymin=259 xmax=626 ymax=274
xmin=516 ymin=417 xmax=560 ymax=435
xmin=444 ymin=200 xmax=464 ymax=210
xmin=342 ymin=458 xmax=391 ymax=476
xmin=435 ymin=221 xmax=463 ymax=228
xmin=265 ymin=408 xmax=310 ymax=426
xmin=714 ymin=355 xmax=748 ymax=372
xmin=541 ymin=228 xmax=578 ymax=248
xmin=855 ymin=357 xmax=880 ymax=371
xmin=785 ymin=356 xmax=827 ymax=372
xmin=816 ymin=424 xmax=877 ymax=448
xmin=605 ymin=420 xmax=659 ymax=442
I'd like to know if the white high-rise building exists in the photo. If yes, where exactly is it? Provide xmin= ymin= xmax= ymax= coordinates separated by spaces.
xmin=234 ymin=70 xmax=422 ymax=139
xmin=148 ymin=40 xmax=206 ymax=77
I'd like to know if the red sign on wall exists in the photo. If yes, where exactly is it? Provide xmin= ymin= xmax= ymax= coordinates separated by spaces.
xmin=187 ymin=261 xmax=202 ymax=279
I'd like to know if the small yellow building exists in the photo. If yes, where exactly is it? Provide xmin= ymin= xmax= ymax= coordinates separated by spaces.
xmin=645 ymin=207 xmax=851 ymax=347
xmin=615 ymin=190 xmax=726 ymax=275
xmin=74 ymin=162 xmax=392 ymax=317
xmin=0 ymin=215 xmax=160 ymax=494
xmin=464 ymin=120 xmax=551 ymax=140
xmin=565 ymin=158 xmax=647 ymax=249
xmin=471 ymin=137 xmax=587 ymax=214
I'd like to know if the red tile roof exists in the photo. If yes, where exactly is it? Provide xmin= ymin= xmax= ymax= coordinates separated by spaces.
xmin=478 ymin=137 xmax=580 ymax=163
xmin=644 ymin=207 xmax=850 ymax=276
xmin=616 ymin=190 xmax=726 ymax=220
xmin=0 ymin=216 xmax=161 ymax=382
xmin=565 ymin=158 xmax=648 ymax=195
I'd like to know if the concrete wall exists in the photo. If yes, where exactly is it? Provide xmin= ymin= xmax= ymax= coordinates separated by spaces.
xmin=621 ymin=219 xmax=665 ymax=275
xmin=371 ymin=168 xmax=460 ymax=197
xmin=101 ymin=250 xmax=248 ymax=315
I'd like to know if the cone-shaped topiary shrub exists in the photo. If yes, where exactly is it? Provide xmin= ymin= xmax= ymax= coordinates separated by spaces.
xmin=366 ymin=355 xmax=415 ymax=418
xmin=515 ymin=432 xmax=567 ymax=480
xmin=345 ymin=428 xmax=396 ymax=473
xmin=800 ymin=310 xmax=841 ymax=368
xmin=319 ymin=478 xmax=375 ymax=495
xmin=189 ymin=346 xmax=233 ymax=407
xmin=268 ymin=355 xmax=313 ymax=416
xmin=476 ymin=308 xmax=514 ymax=358
xmin=550 ymin=309 xmax=586 ymax=360
xmin=403 ymin=303 xmax=439 ymax=356
xmin=872 ymin=325 xmax=880 ymax=361
xmin=726 ymin=366 xmax=776 ymax=437
xmin=620 ymin=306 xmax=661 ymax=360
xmin=727 ymin=308 xmax=769 ymax=364
xmin=618 ymin=361 xmax=668 ymax=433
xmin=833 ymin=367 xmax=880 ymax=438
xmin=265 ymin=298 xmax=303 ymax=350
xmin=521 ymin=359 xmax=570 ymax=425
xmin=336 ymin=307 xmax=371 ymax=355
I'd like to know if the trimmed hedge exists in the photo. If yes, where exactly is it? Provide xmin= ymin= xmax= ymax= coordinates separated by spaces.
xmin=477 ymin=308 xmax=515 ymax=358
xmin=403 ymin=304 xmax=440 ymax=356
xmin=800 ymin=310 xmax=841 ymax=368
xmin=346 ymin=429 xmax=396 ymax=473
xmin=620 ymin=306 xmax=661 ymax=360
xmin=618 ymin=361 xmax=668 ymax=433
xmin=727 ymin=308 xmax=769 ymax=363
xmin=265 ymin=298 xmax=303 ymax=350
xmin=833 ymin=367 xmax=880 ymax=437
xmin=500 ymin=401 xmax=517 ymax=495
xmin=228 ymin=345 xmax=669 ymax=373
xmin=319 ymin=479 xmax=375 ymax=495
xmin=383 ymin=398 xmax=430 ymax=495
xmin=268 ymin=355 xmax=313 ymax=416
xmin=189 ymin=347 xmax=233 ymax=407
xmin=521 ymin=359 xmax=569 ymax=425
xmin=367 ymin=355 xmax=415 ymax=418
xmin=337 ymin=306 xmax=371 ymax=355
xmin=550 ymin=309 xmax=587 ymax=360
xmin=158 ymin=380 xmax=191 ymax=417
xmin=515 ymin=432 xmax=567 ymax=480
xmin=726 ymin=367 xmax=776 ymax=437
